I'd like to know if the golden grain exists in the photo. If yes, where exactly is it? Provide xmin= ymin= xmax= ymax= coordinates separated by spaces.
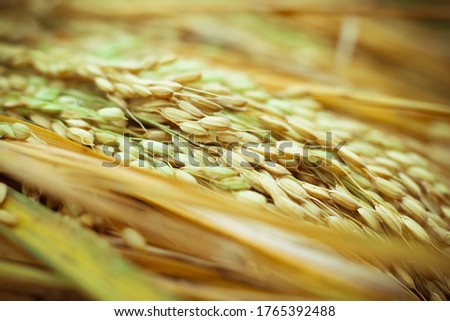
xmin=373 ymin=157 xmax=400 ymax=171
xmin=174 ymin=169 xmax=197 ymax=184
xmin=114 ymin=83 xmax=135 ymax=97
xmin=121 ymin=227 xmax=147 ymax=250
xmin=179 ymin=121 xmax=209 ymax=136
xmin=301 ymin=183 xmax=331 ymax=201
xmin=67 ymin=127 xmax=94 ymax=146
xmin=94 ymin=77 xmax=114 ymax=92
xmin=177 ymin=101 xmax=205 ymax=118
xmin=234 ymin=190 xmax=267 ymax=205
xmin=149 ymin=86 xmax=173 ymax=99
xmin=400 ymin=197 xmax=428 ymax=224
xmin=386 ymin=150 xmax=415 ymax=167
xmin=216 ymin=131 xmax=242 ymax=143
xmin=189 ymin=97 xmax=223 ymax=113
xmin=286 ymin=117 xmax=317 ymax=140
xmin=373 ymin=177 xmax=405 ymax=199
xmin=357 ymin=208 xmax=382 ymax=232
xmin=406 ymin=166 xmax=435 ymax=182
xmin=30 ymin=113 xmax=52 ymax=129
xmin=161 ymin=107 xmax=196 ymax=123
xmin=402 ymin=215 xmax=431 ymax=243
xmin=51 ymin=121 xmax=68 ymax=138
xmin=216 ymin=176 xmax=250 ymax=191
xmin=338 ymin=146 xmax=366 ymax=169
xmin=375 ymin=204 xmax=403 ymax=235
xmin=277 ymin=177 xmax=308 ymax=202
xmin=11 ymin=122 xmax=31 ymax=140
xmin=392 ymin=265 xmax=416 ymax=289
xmin=398 ymin=173 xmax=421 ymax=197
xmin=367 ymin=165 xmax=393 ymax=178
xmin=260 ymin=161 xmax=291 ymax=176
xmin=64 ymin=119 xmax=92 ymax=129
xmin=131 ymin=84 xmax=152 ymax=97
xmin=260 ymin=115 xmax=288 ymax=132
xmin=199 ymin=116 xmax=232 ymax=131
xmin=329 ymin=190 xmax=360 ymax=211
xmin=171 ymin=72 xmax=202 ymax=84
xmin=143 ymin=130 xmax=172 ymax=142
xmin=97 ymin=107 xmax=125 ymax=121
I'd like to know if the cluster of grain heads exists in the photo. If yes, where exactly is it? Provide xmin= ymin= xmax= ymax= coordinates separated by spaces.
xmin=0 ymin=122 xmax=31 ymax=140
xmin=1 ymin=37 xmax=450 ymax=300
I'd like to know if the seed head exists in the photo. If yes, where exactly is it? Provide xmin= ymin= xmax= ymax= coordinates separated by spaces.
xmin=407 ymin=166 xmax=435 ymax=182
xmin=95 ymin=131 xmax=117 ymax=144
xmin=184 ymin=167 xmax=236 ymax=180
xmin=114 ymin=83 xmax=135 ymax=97
xmin=65 ymin=119 xmax=91 ymax=129
xmin=30 ymin=113 xmax=52 ymax=129
xmin=199 ymin=116 xmax=232 ymax=131
xmin=121 ymin=227 xmax=147 ymax=250
xmin=329 ymin=190 xmax=360 ymax=211
xmin=179 ymin=121 xmax=209 ymax=136
xmin=401 ymin=196 xmax=427 ymax=224
xmin=143 ymin=130 xmax=172 ymax=142
xmin=174 ymin=169 xmax=197 ymax=184
xmin=0 ymin=123 xmax=15 ymax=138
xmin=161 ymin=107 xmax=195 ymax=123
xmin=51 ymin=121 xmax=68 ymax=138
xmin=357 ymin=207 xmax=382 ymax=232
xmin=373 ymin=177 xmax=405 ymax=199
xmin=402 ymin=216 xmax=431 ymax=243
xmin=375 ymin=204 xmax=402 ymax=235
xmin=277 ymin=177 xmax=308 ymax=202
xmin=189 ymin=97 xmax=223 ymax=113
xmin=260 ymin=115 xmax=287 ymax=132
xmin=234 ymin=190 xmax=267 ymax=205
xmin=97 ymin=107 xmax=125 ymax=121
xmin=216 ymin=131 xmax=242 ymax=143
xmin=140 ymin=140 xmax=171 ymax=156
xmin=338 ymin=146 xmax=366 ymax=169
xmin=216 ymin=177 xmax=250 ymax=191
xmin=287 ymin=117 xmax=317 ymax=140
xmin=367 ymin=165 xmax=393 ymax=178
xmin=301 ymin=183 xmax=331 ymax=201
xmin=94 ymin=77 xmax=114 ymax=92
xmin=398 ymin=173 xmax=421 ymax=197
xmin=260 ymin=161 xmax=291 ymax=176
xmin=67 ymin=127 xmax=94 ymax=146
xmin=171 ymin=72 xmax=202 ymax=84
xmin=149 ymin=86 xmax=173 ymax=99
xmin=131 ymin=84 xmax=152 ymax=97
xmin=178 ymin=101 xmax=204 ymax=118
xmin=12 ymin=123 xmax=31 ymax=140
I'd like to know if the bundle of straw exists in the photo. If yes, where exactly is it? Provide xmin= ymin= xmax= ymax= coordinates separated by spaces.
xmin=0 ymin=0 xmax=449 ymax=300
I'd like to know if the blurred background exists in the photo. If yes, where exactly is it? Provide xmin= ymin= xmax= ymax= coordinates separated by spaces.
xmin=1 ymin=0 xmax=449 ymax=104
